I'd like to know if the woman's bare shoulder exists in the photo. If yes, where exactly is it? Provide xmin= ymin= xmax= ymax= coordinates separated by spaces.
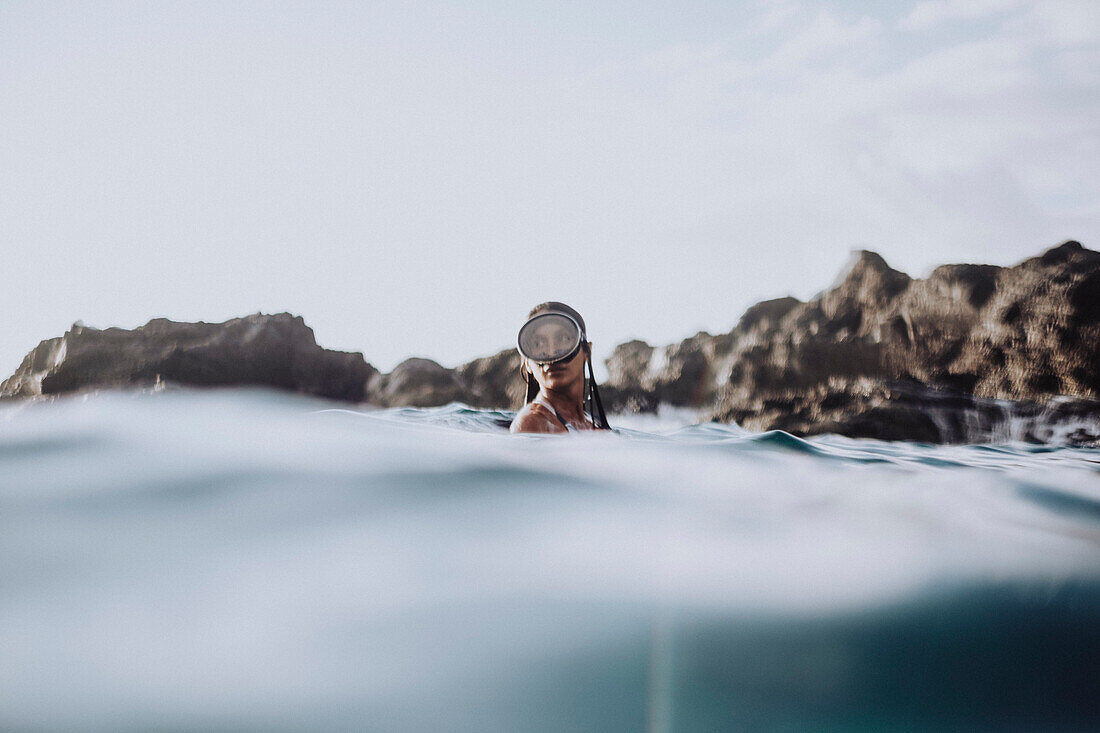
xmin=510 ymin=403 xmax=565 ymax=434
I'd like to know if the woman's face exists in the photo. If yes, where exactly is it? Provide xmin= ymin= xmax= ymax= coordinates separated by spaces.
xmin=526 ymin=339 xmax=587 ymax=392
xmin=524 ymin=320 xmax=577 ymax=362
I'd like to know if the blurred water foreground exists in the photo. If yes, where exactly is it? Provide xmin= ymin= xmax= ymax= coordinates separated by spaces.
xmin=1 ymin=390 xmax=1099 ymax=731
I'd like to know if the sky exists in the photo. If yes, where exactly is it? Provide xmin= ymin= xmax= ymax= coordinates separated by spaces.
xmin=1 ymin=0 xmax=1097 ymax=378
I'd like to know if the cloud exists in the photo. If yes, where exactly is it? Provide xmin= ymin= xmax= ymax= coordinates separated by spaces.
xmin=898 ymin=0 xmax=1027 ymax=31
xmin=1012 ymin=1 xmax=1100 ymax=47
xmin=577 ymin=1 xmax=1098 ymax=253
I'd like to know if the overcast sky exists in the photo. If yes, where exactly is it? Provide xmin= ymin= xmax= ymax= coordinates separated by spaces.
xmin=2 ymin=0 xmax=1097 ymax=377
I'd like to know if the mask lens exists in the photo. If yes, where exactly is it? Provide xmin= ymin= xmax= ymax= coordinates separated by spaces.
xmin=517 ymin=313 xmax=582 ymax=364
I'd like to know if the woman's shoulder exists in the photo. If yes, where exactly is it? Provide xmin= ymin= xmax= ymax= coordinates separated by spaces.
xmin=510 ymin=402 xmax=566 ymax=434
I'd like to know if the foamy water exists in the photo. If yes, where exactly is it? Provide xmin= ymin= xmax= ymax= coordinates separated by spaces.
xmin=2 ymin=389 xmax=1099 ymax=730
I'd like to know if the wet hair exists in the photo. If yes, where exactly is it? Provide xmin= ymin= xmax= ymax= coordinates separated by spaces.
xmin=527 ymin=301 xmax=587 ymax=334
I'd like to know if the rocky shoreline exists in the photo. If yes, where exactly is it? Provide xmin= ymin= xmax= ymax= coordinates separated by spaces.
xmin=4 ymin=241 xmax=1098 ymax=444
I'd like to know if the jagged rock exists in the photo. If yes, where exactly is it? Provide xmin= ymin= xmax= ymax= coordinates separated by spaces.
xmin=736 ymin=296 xmax=802 ymax=331
xmin=604 ymin=240 xmax=1100 ymax=443
xmin=368 ymin=358 xmax=467 ymax=408
xmin=0 ymin=313 xmax=375 ymax=402
xmin=363 ymin=350 xmax=525 ymax=409
xmin=605 ymin=340 xmax=654 ymax=391
xmin=603 ymin=332 xmax=736 ymax=411
xmin=453 ymin=349 xmax=524 ymax=409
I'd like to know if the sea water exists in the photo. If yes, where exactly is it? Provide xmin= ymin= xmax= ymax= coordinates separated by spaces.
xmin=1 ymin=389 xmax=1098 ymax=731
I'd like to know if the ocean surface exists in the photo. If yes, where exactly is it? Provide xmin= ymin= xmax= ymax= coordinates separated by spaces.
xmin=2 ymin=389 xmax=1099 ymax=732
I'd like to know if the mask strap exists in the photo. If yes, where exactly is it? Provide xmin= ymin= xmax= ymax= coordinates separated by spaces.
xmin=585 ymin=351 xmax=610 ymax=430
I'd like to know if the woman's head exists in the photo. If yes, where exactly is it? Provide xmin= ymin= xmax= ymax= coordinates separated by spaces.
xmin=518 ymin=304 xmax=589 ymax=365
xmin=518 ymin=303 xmax=590 ymax=402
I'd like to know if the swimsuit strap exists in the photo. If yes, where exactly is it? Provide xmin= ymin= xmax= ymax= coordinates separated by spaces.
xmin=533 ymin=395 xmax=580 ymax=432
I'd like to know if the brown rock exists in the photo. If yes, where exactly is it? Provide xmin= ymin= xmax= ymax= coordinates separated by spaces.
xmin=602 ymin=240 xmax=1100 ymax=442
xmin=367 ymin=358 xmax=467 ymax=408
xmin=0 ymin=313 xmax=375 ymax=402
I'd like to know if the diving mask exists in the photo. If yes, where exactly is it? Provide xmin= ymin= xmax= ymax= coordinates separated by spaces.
xmin=517 ymin=312 xmax=585 ymax=365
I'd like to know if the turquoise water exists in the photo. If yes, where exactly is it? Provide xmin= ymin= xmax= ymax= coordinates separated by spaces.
xmin=2 ymin=389 xmax=1099 ymax=731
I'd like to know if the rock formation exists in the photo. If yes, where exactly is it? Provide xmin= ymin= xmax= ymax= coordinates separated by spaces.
xmin=602 ymin=241 xmax=1100 ymax=443
xmin=366 ymin=354 xmax=527 ymax=409
xmin=0 ymin=313 xmax=376 ymax=403
xmin=1 ymin=314 xmax=526 ymax=411
xmin=3 ymin=241 xmax=1098 ymax=443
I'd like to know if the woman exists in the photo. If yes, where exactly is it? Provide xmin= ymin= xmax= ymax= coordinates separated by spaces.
xmin=510 ymin=302 xmax=611 ymax=434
